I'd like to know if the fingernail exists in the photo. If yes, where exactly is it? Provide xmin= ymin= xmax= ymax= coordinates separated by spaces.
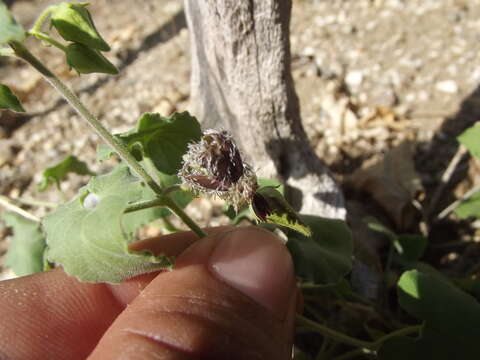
xmin=209 ymin=228 xmax=295 ymax=320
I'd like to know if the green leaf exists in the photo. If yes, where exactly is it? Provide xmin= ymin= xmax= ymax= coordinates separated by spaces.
xmin=366 ymin=217 xmax=427 ymax=261
xmin=454 ymin=189 xmax=480 ymax=219
xmin=65 ymin=43 xmax=118 ymax=75
xmin=42 ymin=166 xmax=174 ymax=283
xmin=365 ymin=216 xmax=396 ymax=241
xmin=458 ymin=123 xmax=480 ymax=159
xmin=0 ymin=2 xmax=25 ymax=46
xmin=123 ymin=173 xmax=193 ymax=234
xmin=286 ymin=215 xmax=353 ymax=284
xmin=379 ymin=270 xmax=480 ymax=359
xmin=252 ymin=186 xmax=311 ymax=236
xmin=396 ymin=234 xmax=427 ymax=262
xmin=38 ymin=154 xmax=94 ymax=191
xmin=0 ymin=83 xmax=25 ymax=112
xmin=117 ymin=112 xmax=202 ymax=175
xmin=257 ymin=178 xmax=284 ymax=195
xmin=96 ymin=144 xmax=116 ymax=162
xmin=49 ymin=2 xmax=110 ymax=51
xmin=3 ymin=212 xmax=46 ymax=276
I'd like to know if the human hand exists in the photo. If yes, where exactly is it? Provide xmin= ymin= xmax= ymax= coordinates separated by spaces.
xmin=0 ymin=227 xmax=297 ymax=359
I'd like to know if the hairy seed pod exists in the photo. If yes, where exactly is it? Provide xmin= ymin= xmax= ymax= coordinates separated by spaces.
xmin=178 ymin=130 xmax=258 ymax=210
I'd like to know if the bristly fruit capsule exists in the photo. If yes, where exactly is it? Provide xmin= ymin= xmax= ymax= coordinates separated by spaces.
xmin=178 ymin=129 xmax=258 ymax=211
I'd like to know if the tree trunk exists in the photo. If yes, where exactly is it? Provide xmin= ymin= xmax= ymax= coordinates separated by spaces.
xmin=184 ymin=0 xmax=345 ymax=219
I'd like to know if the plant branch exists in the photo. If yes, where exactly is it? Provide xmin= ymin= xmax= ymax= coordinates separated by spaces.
xmin=28 ymin=31 xmax=67 ymax=52
xmin=437 ymin=183 xmax=480 ymax=221
xmin=30 ymin=5 xmax=54 ymax=33
xmin=298 ymin=313 xmax=421 ymax=355
xmin=9 ymin=41 xmax=162 ymax=195
xmin=426 ymin=145 xmax=467 ymax=219
xmin=124 ymin=198 xmax=167 ymax=214
xmin=296 ymin=314 xmax=372 ymax=349
xmin=163 ymin=196 xmax=206 ymax=237
xmin=0 ymin=195 xmax=40 ymax=222
xmin=371 ymin=324 xmax=421 ymax=346
xmin=9 ymin=41 xmax=207 ymax=238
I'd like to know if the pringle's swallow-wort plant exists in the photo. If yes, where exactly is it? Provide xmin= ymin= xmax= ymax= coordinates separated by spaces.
xmin=4 ymin=2 xmax=478 ymax=359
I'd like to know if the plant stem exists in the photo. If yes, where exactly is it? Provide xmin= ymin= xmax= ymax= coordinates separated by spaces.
xmin=297 ymin=314 xmax=421 ymax=354
xmin=371 ymin=324 xmax=421 ymax=347
xmin=426 ymin=145 xmax=467 ymax=219
xmin=10 ymin=41 xmax=162 ymax=195
xmin=437 ymin=182 xmax=480 ymax=221
xmin=332 ymin=324 xmax=421 ymax=360
xmin=30 ymin=5 xmax=54 ymax=33
xmin=9 ymin=41 xmax=207 ymax=238
xmin=296 ymin=314 xmax=372 ymax=349
xmin=163 ymin=196 xmax=206 ymax=237
xmin=0 ymin=195 xmax=40 ymax=222
xmin=28 ymin=31 xmax=67 ymax=52
xmin=124 ymin=198 xmax=167 ymax=213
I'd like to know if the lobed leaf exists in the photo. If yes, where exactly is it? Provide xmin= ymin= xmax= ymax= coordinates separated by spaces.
xmin=454 ymin=189 xmax=480 ymax=219
xmin=66 ymin=43 xmax=118 ymax=75
xmin=38 ymin=154 xmax=94 ymax=191
xmin=379 ymin=270 xmax=480 ymax=359
xmin=117 ymin=112 xmax=202 ymax=175
xmin=42 ymin=166 xmax=174 ymax=283
xmin=0 ymin=2 xmax=25 ymax=46
xmin=458 ymin=123 xmax=480 ymax=159
xmin=0 ymin=83 xmax=25 ymax=112
xmin=49 ymin=2 xmax=110 ymax=51
xmin=3 ymin=212 xmax=46 ymax=276
xmin=286 ymin=215 xmax=353 ymax=284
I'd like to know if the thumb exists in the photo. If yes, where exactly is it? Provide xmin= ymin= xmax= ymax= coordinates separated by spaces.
xmin=89 ymin=227 xmax=297 ymax=360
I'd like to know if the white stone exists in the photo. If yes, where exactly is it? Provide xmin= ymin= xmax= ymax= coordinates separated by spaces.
xmin=345 ymin=71 xmax=363 ymax=89
xmin=435 ymin=80 xmax=458 ymax=94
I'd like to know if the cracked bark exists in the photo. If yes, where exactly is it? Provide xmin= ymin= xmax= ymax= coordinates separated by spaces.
xmin=184 ymin=0 xmax=345 ymax=219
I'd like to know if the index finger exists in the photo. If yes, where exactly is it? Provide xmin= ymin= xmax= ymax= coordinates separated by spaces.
xmin=0 ymin=227 xmax=229 ymax=360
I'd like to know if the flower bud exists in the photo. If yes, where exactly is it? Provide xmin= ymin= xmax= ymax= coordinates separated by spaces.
xmin=178 ymin=130 xmax=257 ymax=210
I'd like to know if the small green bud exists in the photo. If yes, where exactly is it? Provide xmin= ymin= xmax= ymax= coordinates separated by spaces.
xmin=50 ymin=2 xmax=110 ymax=51
xmin=0 ymin=84 xmax=25 ymax=112
xmin=66 ymin=43 xmax=118 ymax=75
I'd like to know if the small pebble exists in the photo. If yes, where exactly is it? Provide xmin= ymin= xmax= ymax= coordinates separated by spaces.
xmin=435 ymin=80 xmax=458 ymax=94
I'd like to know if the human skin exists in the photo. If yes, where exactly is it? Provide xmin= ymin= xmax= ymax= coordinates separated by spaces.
xmin=0 ymin=226 xmax=297 ymax=359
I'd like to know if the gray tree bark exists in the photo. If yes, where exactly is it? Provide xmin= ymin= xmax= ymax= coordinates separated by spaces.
xmin=184 ymin=0 xmax=345 ymax=219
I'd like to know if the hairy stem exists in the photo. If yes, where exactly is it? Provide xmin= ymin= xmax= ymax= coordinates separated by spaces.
xmin=163 ymin=196 xmax=206 ymax=237
xmin=9 ymin=41 xmax=207 ymax=238
xmin=28 ymin=31 xmax=67 ymax=52
xmin=30 ymin=5 xmax=54 ymax=33
xmin=10 ymin=41 xmax=162 ymax=194
xmin=124 ymin=198 xmax=167 ymax=214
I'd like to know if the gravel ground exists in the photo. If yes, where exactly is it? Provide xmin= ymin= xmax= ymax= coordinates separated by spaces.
xmin=1 ymin=0 xmax=480 ymax=277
